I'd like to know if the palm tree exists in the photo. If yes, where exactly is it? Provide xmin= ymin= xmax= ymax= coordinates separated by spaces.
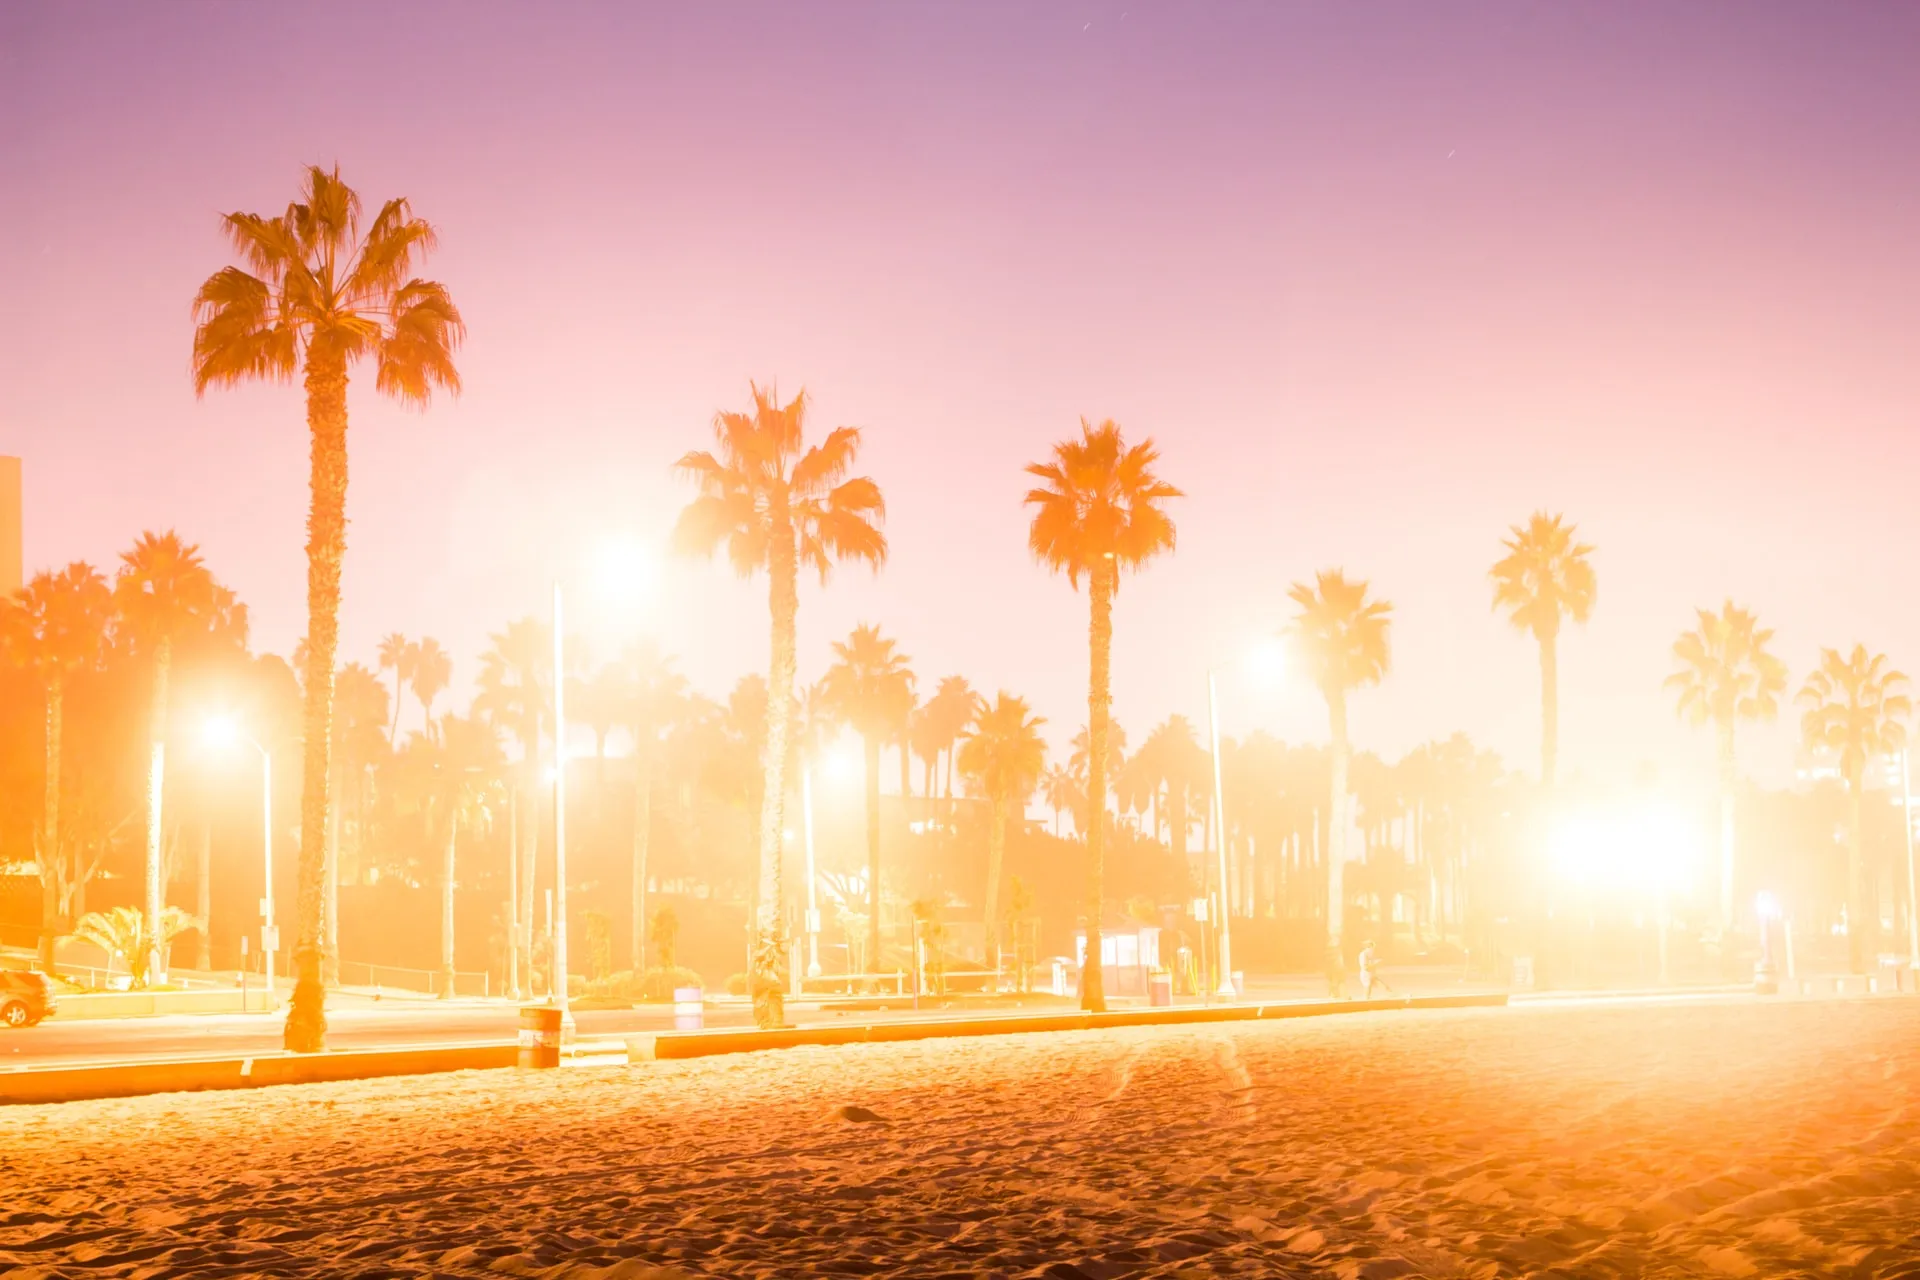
xmin=193 ymin=165 xmax=464 ymax=1051
xmin=618 ymin=639 xmax=688 ymax=973
xmin=410 ymin=638 xmax=452 ymax=739
xmin=924 ymin=675 xmax=977 ymax=801
xmin=475 ymin=617 xmax=550 ymax=999
xmin=1287 ymin=569 xmax=1392 ymax=954
xmin=1139 ymin=715 xmax=1206 ymax=859
xmin=1799 ymin=645 xmax=1910 ymax=972
xmin=1665 ymin=602 xmax=1787 ymax=931
xmin=1041 ymin=764 xmax=1076 ymax=836
xmin=116 ymin=531 xmax=218 ymax=984
xmin=1490 ymin=513 xmax=1595 ymax=787
xmin=1 ymin=563 xmax=113 ymax=969
xmin=958 ymin=693 xmax=1047 ymax=978
xmin=378 ymin=633 xmax=413 ymax=744
xmin=328 ymin=660 xmax=390 ymax=978
xmin=819 ymin=624 xmax=916 ymax=978
xmin=1026 ymin=418 xmax=1181 ymax=1012
xmin=419 ymin=713 xmax=503 ymax=996
xmin=673 ymin=384 xmax=886 ymax=1027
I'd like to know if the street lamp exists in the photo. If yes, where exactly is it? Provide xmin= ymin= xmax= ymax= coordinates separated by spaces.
xmin=202 ymin=715 xmax=276 ymax=993
xmin=1204 ymin=639 xmax=1289 ymax=1000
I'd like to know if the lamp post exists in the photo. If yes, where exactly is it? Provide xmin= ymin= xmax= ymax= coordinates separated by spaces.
xmin=549 ymin=579 xmax=575 ymax=1041
xmin=204 ymin=717 xmax=275 ymax=993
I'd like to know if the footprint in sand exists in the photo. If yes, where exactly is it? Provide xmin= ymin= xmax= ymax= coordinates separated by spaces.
xmin=832 ymin=1105 xmax=889 ymax=1124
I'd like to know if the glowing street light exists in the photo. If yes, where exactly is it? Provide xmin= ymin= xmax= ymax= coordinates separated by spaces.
xmin=1205 ymin=639 xmax=1289 ymax=1000
xmin=202 ymin=714 xmax=276 ymax=993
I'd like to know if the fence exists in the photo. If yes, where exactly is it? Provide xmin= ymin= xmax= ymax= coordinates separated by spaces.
xmin=336 ymin=961 xmax=492 ymax=997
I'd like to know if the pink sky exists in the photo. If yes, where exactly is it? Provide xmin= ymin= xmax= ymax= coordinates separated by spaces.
xmin=4 ymin=3 xmax=1918 ymax=789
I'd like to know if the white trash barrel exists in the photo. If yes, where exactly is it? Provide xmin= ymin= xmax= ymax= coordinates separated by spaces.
xmin=673 ymin=986 xmax=704 ymax=1031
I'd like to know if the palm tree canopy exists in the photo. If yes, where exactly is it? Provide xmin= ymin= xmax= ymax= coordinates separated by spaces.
xmin=474 ymin=617 xmax=551 ymax=755
xmin=410 ymin=638 xmax=452 ymax=709
xmin=1024 ymin=418 xmax=1181 ymax=588
xmin=1491 ymin=511 xmax=1596 ymax=642
xmin=115 ymin=531 xmax=218 ymax=654
xmin=671 ymin=383 xmax=887 ymax=582
xmin=818 ymin=624 xmax=915 ymax=741
xmin=1069 ymin=721 xmax=1129 ymax=788
xmin=1798 ymin=644 xmax=1911 ymax=783
xmin=191 ymin=165 xmax=464 ymax=404
xmin=332 ymin=662 xmax=392 ymax=757
xmin=1287 ymin=569 xmax=1393 ymax=698
xmin=958 ymin=693 xmax=1048 ymax=805
xmin=1666 ymin=601 xmax=1788 ymax=733
xmin=2 ymin=563 xmax=112 ymax=679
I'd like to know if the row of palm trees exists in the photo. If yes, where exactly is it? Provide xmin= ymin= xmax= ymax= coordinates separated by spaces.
xmin=15 ymin=161 xmax=1888 ymax=1047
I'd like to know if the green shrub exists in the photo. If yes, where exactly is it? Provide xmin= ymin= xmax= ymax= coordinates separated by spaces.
xmin=724 ymin=971 xmax=749 ymax=996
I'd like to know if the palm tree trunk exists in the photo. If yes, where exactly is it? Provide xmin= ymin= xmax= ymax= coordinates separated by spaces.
xmin=984 ymin=792 xmax=1007 ymax=983
xmin=286 ymin=354 xmax=348 ymax=1053
xmin=38 ymin=678 xmax=63 ymax=972
xmin=1849 ymin=777 xmax=1868 ymax=973
xmin=754 ymin=523 xmax=797 ymax=1028
xmin=1327 ymin=692 xmax=1350 ymax=957
xmin=323 ymin=764 xmax=340 ymax=986
xmin=144 ymin=639 xmax=171 ymax=986
xmin=864 ymin=733 xmax=883 ymax=983
xmin=1718 ymin=728 xmax=1737 ymax=933
xmin=1539 ymin=630 xmax=1559 ymax=787
xmin=631 ymin=742 xmax=653 ymax=972
xmin=440 ymin=807 xmax=457 ymax=998
xmin=1082 ymin=559 xmax=1114 ymax=1013
xmin=506 ymin=783 xmax=521 ymax=999
xmin=195 ymin=819 xmax=212 ymax=970
xmin=519 ymin=765 xmax=538 ymax=995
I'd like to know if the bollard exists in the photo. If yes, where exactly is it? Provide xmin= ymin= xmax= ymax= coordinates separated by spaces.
xmin=518 ymin=1005 xmax=562 ymax=1068
xmin=1148 ymin=970 xmax=1172 ymax=1007
xmin=672 ymin=986 xmax=704 ymax=1031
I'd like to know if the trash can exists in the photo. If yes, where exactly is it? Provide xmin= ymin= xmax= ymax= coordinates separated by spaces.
xmin=518 ymin=1005 xmax=562 ymax=1069
xmin=1148 ymin=970 xmax=1172 ymax=1007
xmin=673 ymin=986 xmax=704 ymax=1031
xmin=1230 ymin=970 xmax=1245 ymax=1000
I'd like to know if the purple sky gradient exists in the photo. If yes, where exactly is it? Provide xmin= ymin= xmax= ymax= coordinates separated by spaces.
xmin=4 ymin=2 xmax=1919 ymax=790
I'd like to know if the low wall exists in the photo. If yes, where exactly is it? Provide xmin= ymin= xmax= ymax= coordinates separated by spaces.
xmin=1 ymin=1042 xmax=517 ymax=1106
xmin=49 ymin=989 xmax=284 ymax=1020
xmin=628 ymin=992 xmax=1511 ymax=1060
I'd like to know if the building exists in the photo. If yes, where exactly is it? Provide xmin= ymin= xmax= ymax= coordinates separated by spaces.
xmin=0 ymin=456 xmax=19 ymax=597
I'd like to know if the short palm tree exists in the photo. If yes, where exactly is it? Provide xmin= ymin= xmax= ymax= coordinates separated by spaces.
xmin=73 ymin=905 xmax=203 ymax=990
xmin=475 ymin=617 xmax=550 ymax=1000
xmin=958 ymin=692 xmax=1047 ymax=978
xmin=193 ymin=165 xmax=464 ymax=1051
xmin=673 ymin=384 xmax=886 ymax=1027
xmin=1040 ymin=764 xmax=1076 ymax=836
xmin=1490 ymin=513 xmax=1595 ymax=786
xmin=1665 ymin=602 xmax=1787 ymax=930
xmin=1799 ymin=645 xmax=1910 ymax=972
xmin=619 ymin=638 xmax=688 ymax=973
xmin=1026 ymin=418 xmax=1181 ymax=1012
xmin=1 ymin=563 xmax=113 ymax=969
xmin=116 ymin=531 xmax=218 ymax=985
xmin=1287 ymin=569 xmax=1392 ymax=952
xmin=819 ymin=624 xmax=916 ymax=977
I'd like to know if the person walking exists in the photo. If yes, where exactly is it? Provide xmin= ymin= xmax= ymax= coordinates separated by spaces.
xmin=1359 ymin=939 xmax=1395 ymax=999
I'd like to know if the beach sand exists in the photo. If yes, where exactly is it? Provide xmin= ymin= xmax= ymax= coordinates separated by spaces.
xmin=3 ymin=996 xmax=1917 ymax=1278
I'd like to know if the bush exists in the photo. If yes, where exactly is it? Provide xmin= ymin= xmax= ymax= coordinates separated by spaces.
xmin=583 ymin=967 xmax=704 ymax=1002
xmin=724 ymin=971 xmax=749 ymax=996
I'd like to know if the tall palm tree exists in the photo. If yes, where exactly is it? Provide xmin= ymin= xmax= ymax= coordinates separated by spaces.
xmin=819 ymin=624 xmax=916 ymax=978
xmin=1490 ymin=513 xmax=1595 ymax=787
xmin=1287 ymin=569 xmax=1392 ymax=953
xmin=957 ymin=692 xmax=1047 ymax=977
xmin=673 ymin=384 xmax=886 ymax=1027
xmin=378 ymin=632 xmax=413 ymax=744
xmin=1665 ymin=602 xmax=1787 ymax=931
xmin=193 ymin=165 xmax=464 ymax=1051
xmin=1 ymin=563 xmax=112 ymax=968
xmin=415 ymin=712 xmax=503 ymax=997
xmin=116 ymin=532 xmax=218 ymax=984
xmin=618 ymin=639 xmax=687 ymax=973
xmin=329 ymin=660 xmax=390 ymax=977
xmin=1799 ymin=645 xmax=1910 ymax=973
xmin=924 ymin=675 xmax=977 ymax=801
xmin=410 ymin=638 xmax=452 ymax=740
xmin=1026 ymin=418 xmax=1181 ymax=1012
xmin=475 ymin=617 xmax=550 ymax=1000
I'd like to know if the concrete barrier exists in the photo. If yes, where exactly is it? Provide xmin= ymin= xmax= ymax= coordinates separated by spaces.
xmin=49 ymin=989 xmax=284 ymax=1020
xmin=627 ymin=993 xmax=1509 ymax=1061
xmin=1 ymin=1042 xmax=515 ymax=1107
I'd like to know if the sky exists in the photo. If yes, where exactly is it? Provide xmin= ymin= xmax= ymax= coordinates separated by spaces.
xmin=3 ymin=2 xmax=1919 ymax=792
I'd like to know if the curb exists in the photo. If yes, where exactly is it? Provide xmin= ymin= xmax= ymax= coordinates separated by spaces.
xmin=626 ymin=992 xmax=1509 ymax=1060
xmin=1 ymin=1042 xmax=516 ymax=1106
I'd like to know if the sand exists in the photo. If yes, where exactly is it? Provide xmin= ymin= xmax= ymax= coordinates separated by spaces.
xmin=3 ymin=997 xmax=1918 ymax=1278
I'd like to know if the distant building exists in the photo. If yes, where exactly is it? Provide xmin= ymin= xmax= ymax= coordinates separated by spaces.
xmin=0 ymin=456 xmax=20 ymax=597
xmin=1795 ymin=744 xmax=1903 ymax=794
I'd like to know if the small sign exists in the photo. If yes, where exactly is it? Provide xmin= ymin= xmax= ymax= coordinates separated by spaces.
xmin=804 ymin=908 xmax=821 ymax=933
xmin=240 ymin=935 xmax=249 ymax=956
xmin=261 ymin=925 xmax=280 ymax=952
xmin=1191 ymin=899 xmax=1209 ymax=922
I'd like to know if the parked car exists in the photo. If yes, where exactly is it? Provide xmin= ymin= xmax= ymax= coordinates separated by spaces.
xmin=1 ymin=969 xmax=57 ymax=1028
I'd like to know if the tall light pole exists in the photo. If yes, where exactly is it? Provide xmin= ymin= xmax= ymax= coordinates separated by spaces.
xmin=1904 ymin=749 xmax=1920 ymax=970
xmin=1205 ymin=666 xmax=1235 ymax=998
xmin=550 ymin=579 xmax=574 ymax=1040
xmin=204 ymin=716 xmax=275 ymax=993
xmin=803 ymin=765 xmax=822 ymax=978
